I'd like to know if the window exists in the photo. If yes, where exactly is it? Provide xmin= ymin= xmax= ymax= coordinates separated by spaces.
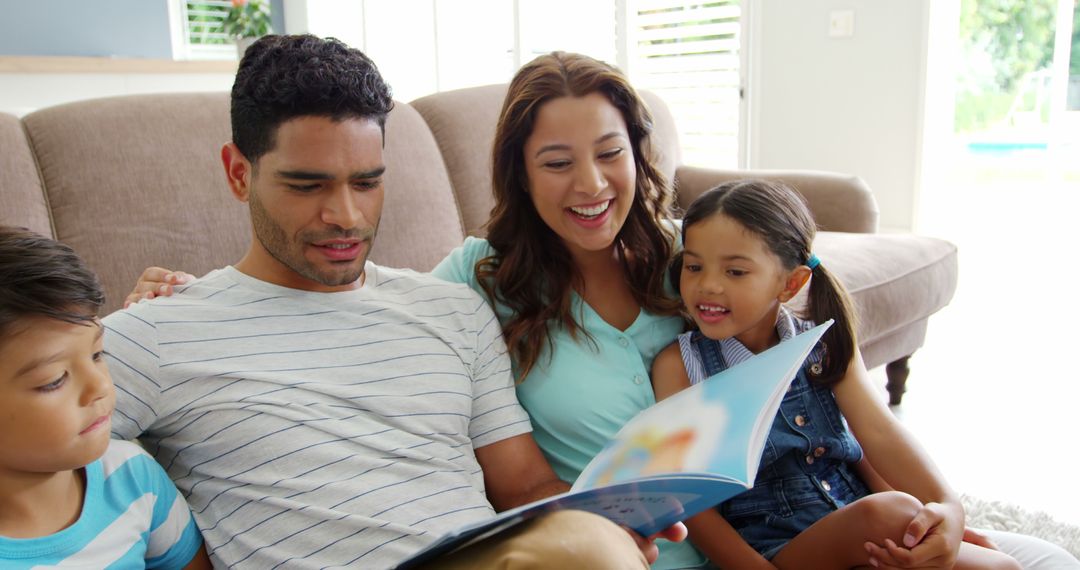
xmin=171 ymin=0 xmax=242 ymax=60
xmin=621 ymin=0 xmax=743 ymax=168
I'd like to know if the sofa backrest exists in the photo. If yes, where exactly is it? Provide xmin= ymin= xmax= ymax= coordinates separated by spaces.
xmin=2 ymin=85 xmax=875 ymax=318
xmin=21 ymin=93 xmax=248 ymax=316
xmin=13 ymin=93 xmax=465 ymax=315
xmin=411 ymin=84 xmax=683 ymax=237
xmin=378 ymin=102 xmax=466 ymax=270
xmin=0 ymin=112 xmax=52 ymax=238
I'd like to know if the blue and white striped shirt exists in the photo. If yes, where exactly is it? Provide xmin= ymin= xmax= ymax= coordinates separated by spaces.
xmin=105 ymin=263 xmax=531 ymax=569
xmin=0 ymin=440 xmax=203 ymax=569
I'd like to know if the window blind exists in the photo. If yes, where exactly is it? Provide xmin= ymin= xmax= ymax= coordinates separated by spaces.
xmin=628 ymin=0 xmax=742 ymax=168
xmin=180 ymin=0 xmax=237 ymax=59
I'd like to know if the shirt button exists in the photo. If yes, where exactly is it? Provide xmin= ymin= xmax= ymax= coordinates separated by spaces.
xmin=822 ymin=480 xmax=832 ymax=492
xmin=794 ymin=415 xmax=807 ymax=427
xmin=814 ymin=446 xmax=826 ymax=457
xmin=618 ymin=337 xmax=630 ymax=348
xmin=805 ymin=455 xmax=815 ymax=465
xmin=633 ymin=375 xmax=644 ymax=385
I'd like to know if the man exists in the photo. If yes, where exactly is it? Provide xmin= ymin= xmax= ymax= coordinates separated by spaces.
xmin=105 ymin=35 xmax=676 ymax=568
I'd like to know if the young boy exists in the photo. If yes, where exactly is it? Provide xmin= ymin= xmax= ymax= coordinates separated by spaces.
xmin=0 ymin=226 xmax=210 ymax=569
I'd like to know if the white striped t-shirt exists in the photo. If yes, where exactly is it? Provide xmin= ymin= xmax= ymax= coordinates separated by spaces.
xmin=104 ymin=263 xmax=532 ymax=569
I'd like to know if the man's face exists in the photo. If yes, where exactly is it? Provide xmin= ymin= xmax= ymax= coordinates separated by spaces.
xmin=0 ymin=317 xmax=114 ymax=477
xmin=235 ymin=116 xmax=386 ymax=292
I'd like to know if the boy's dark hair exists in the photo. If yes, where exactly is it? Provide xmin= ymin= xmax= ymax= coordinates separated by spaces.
xmin=0 ymin=226 xmax=104 ymax=338
xmin=231 ymin=34 xmax=395 ymax=163
xmin=675 ymin=180 xmax=858 ymax=386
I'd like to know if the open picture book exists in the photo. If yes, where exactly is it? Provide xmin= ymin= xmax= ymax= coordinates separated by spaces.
xmin=394 ymin=320 xmax=832 ymax=569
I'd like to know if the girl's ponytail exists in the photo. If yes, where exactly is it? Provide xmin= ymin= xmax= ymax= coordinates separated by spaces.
xmin=803 ymin=262 xmax=857 ymax=386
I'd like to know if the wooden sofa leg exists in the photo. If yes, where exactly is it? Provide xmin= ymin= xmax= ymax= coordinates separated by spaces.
xmin=885 ymin=356 xmax=911 ymax=406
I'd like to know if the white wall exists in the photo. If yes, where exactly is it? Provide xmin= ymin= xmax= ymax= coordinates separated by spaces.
xmin=314 ymin=0 xmax=615 ymax=102
xmin=2 ymin=1 xmax=946 ymax=231
xmin=0 ymin=67 xmax=235 ymax=116
xmin=0 ymin=0 xmax=614 ymax=116
xmin=747 ymin=0 xmax=932 ymax=231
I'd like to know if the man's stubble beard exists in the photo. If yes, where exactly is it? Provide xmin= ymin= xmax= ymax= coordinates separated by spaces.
xmin=248 ymin=188 xmax=375 ymax=287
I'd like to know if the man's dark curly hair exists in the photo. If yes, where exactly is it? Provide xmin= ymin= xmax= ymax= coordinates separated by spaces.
xmin=0 ymin=226 xmax=104 ymax=339
xmin=231 ymin=34 xmax=395 ymax=163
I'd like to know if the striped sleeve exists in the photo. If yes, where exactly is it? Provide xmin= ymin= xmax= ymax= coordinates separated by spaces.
xmin=678 ymin=332 xmax=708 ymax=385
xmin=103 ymin=305 xmax=164 ymax=440
xmin=466 ymin=296 xmax=531 ymax=448
xmin=101 ymin=441 xmax=203 ymax=569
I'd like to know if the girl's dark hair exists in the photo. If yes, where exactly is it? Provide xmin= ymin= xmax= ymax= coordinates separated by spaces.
xmin=479 ymin=51 xmax=681 ymax=380
xmin=231 ymin=34 xmax=395 ymax=163
xmin=677 ymin=180 xmax=857 ymax=385
xmin=0 ymin=226 xmax=104 ymax=339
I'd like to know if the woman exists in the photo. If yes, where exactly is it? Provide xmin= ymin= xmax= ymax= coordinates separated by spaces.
xmin=429 ymin=52 xmax=705 ymax=569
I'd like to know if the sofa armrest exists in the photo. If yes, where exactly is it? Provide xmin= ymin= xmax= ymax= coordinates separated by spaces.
xmin=672 ymin=166 xmax=880 ymax=234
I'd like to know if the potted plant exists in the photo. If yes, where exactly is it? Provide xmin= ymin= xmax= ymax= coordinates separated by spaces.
xmin=223 ymin=0 xmax=272 ymax=57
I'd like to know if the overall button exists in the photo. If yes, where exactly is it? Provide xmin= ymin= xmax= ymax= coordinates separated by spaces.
xmin=821 ymin=480 xmax=832 ymax=492
xmin=794 ymin=415 xmax=807 ymax=427
xmin=805 ymin=455 xmax=815 ymax=465
xmin=814 ymin=446 xmax=826 ymax=457
xmin=633 ymin=375 xmax=645 ymax=385
xmin=618 ymin=337 xmax=630 ymax=348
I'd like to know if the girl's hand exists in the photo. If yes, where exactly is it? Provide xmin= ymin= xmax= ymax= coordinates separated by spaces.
xmin=123 ymin=267 xmax=192 ymax=308
xmin=864 ymin=502 xmax=964 ymax=569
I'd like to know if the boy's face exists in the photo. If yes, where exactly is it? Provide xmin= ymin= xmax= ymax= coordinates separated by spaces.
xmin=0 ymin=316 xmax=115 ymax=477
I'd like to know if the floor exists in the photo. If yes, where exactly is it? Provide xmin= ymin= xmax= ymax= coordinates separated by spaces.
xmin=875 ymin=142 xmax=1080 ymax=526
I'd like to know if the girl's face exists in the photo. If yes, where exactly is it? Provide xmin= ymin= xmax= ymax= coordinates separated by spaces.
xmin=680 ymin=214 xmax=803 ymax=354
xmin=522 ymin=92 xmax=636 ymax=259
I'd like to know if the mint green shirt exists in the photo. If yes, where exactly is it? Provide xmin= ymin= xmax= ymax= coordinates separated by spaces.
xmin=432 ymin=237 xmax=707 ymax=569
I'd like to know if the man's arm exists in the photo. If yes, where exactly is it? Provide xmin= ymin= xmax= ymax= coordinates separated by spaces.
xmin=474 ymin=433 xmax=569 ymax=511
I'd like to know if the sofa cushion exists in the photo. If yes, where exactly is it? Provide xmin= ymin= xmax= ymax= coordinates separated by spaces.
xmin=21 ymin=93 xmax=465 ymax=315
xmin=22 ymin=93 xmax=246 ymax=316
xmin=375 ymin=101 xmax=465 ymax=272
xmin=673 ymin=167 xmax=879 ymax=234
xmin=0 ymin=112 xmax=52 ymax=237
xmin=637 ymin=90 xmax=682 ymax=189
xmin=411 ymin=84 xmax=505 ymax=237
xmin=792 ymin=231 xmax=959 ymax=369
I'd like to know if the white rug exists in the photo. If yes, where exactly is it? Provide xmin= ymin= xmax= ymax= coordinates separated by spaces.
xmin=964 ymin=494 xmax=1080 ymax=560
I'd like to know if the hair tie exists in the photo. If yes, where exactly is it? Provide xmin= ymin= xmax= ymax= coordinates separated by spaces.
xmin=806 ymin=253 xmax=821 ymax=270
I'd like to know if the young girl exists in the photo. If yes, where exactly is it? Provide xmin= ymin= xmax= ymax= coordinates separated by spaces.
xmin=651 ymin=180 xmax=1021 ymax=569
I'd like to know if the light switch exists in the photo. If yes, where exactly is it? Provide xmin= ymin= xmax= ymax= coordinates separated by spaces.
xmin=829 ymin=9 xmax=855 ymax=38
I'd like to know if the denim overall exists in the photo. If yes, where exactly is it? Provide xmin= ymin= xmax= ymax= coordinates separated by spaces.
xmin=687 ymin=326 xmax=872 ymax=560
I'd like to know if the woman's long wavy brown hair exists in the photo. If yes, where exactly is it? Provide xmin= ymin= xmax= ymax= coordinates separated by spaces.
xmin=477 ymin=52 xmax=681 ymax=381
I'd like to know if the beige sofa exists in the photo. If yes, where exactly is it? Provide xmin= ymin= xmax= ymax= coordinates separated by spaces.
xmin=0 ymin=84 xmax=957 ymax=404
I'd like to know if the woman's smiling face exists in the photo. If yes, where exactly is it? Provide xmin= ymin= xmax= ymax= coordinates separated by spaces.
xmin=522 ymin=92 xmax=637 ymax=258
